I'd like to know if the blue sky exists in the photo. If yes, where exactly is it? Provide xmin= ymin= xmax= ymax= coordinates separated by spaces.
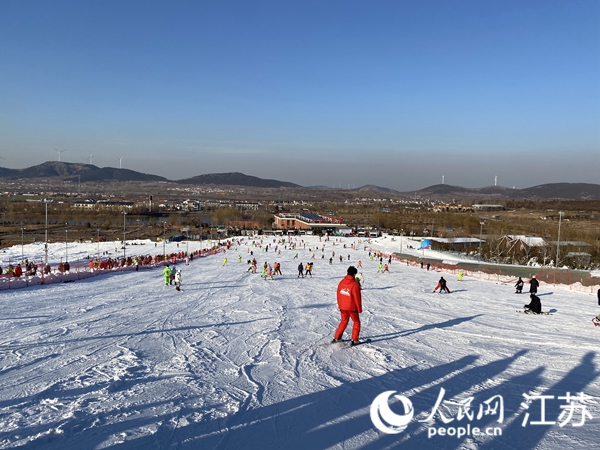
xmin=1 ymin=0 xmax=598 ymax=191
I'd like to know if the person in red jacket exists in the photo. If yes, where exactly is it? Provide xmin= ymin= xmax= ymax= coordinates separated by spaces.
xmin=332 ymin=266 xmax=363 ymax=345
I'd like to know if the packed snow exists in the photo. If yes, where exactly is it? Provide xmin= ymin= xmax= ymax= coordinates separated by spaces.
xmin=0 ymin=235 xmax=599 ymax=450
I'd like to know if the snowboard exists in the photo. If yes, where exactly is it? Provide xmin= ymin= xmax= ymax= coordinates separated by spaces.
xmin=322 ymin=339 xmax=372 ymax=347
xmin=516 ymin=310 xmax=553 ymax=316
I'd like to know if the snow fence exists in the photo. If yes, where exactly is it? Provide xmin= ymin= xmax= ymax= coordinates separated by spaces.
xmin=0 ymin=247 xmax=225 ymax=291
xmin=393 ymin=252 xmax=600 ymax=295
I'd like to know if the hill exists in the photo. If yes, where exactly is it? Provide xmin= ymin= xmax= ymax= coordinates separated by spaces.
xmin=1 ymin=162 xmax=599 ymax=200
xmin=515 ymin=183 xmax=600 ymax=200
xmin=408 ymin=183 xmax=600 ymax=201
xmin=0 ymin=162 xmax=167 ymax=182
xmin=175 ymin=171 xmax=300 ymax=188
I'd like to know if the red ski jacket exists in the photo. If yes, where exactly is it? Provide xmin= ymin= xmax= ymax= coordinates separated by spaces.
xmin=336 ymin=275 xmax=362 ymax=312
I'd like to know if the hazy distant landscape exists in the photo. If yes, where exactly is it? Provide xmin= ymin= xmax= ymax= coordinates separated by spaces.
xmin=1 ymin=161 xmax=599 ymax=201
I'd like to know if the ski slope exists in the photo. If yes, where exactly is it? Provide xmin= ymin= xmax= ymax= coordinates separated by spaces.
xmin=0 ymin=235 xmax=599 ymax=450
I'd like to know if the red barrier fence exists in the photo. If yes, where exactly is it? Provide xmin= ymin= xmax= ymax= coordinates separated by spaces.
xmin=0 ymin=247 xmax=226 ymax=292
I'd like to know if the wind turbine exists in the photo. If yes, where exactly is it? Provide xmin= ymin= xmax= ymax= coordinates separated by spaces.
xmin=54 ymin=147 xmax=66 ymax=162
xmin=119 ymin=157 xmax=123 ymax=169
xmin=88 ymin=153 xmax=93 ymax=165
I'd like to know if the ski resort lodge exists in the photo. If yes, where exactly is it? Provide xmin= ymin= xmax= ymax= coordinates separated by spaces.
xmin=273 ymin=213 xmax=351 ymax=235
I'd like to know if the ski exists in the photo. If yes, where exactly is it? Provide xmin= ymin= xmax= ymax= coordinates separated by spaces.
xmin=343 ymin=339 xmax=372 ymax=347
xmin=320 ymin=339 xmax=349 ymax=347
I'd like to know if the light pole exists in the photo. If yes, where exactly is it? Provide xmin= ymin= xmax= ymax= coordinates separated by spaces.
xmin=163 ymin=221 xmax=167 ymax=259
xmin=556 ymin=211 xmax=564 ymax=268
xmin=479 ymin=221 xmax=485 ymax=259
xmin=184 ymin=227 xmax=189 ymax=255
xmin=122 ymin=211 xmax=127 ymax=259
xmin=65 ymin=229 xmax=68 ymax=263
xmin=21 ymin=227 xmax=25 ymax=262
xmin=400 ymin=229 xmax=404 ymax=252
xmin=42 ymin=199 xmax=53 ymax=265
xmin=97 ymin=228 xmax=100 ymax=261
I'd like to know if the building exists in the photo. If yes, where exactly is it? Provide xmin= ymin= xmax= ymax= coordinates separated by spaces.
xmin=472 ymin=205 xmax=505 ymax=212
xmin=273 ymin=213 xmax=349 ymax=234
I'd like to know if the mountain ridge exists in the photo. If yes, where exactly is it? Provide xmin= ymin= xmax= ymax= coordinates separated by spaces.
xmin=0 ymin=162 xmax=599 ymax=200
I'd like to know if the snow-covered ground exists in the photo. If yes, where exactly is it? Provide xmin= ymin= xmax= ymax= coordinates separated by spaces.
xmin=0 ymin=235 xmax=599 ymax=450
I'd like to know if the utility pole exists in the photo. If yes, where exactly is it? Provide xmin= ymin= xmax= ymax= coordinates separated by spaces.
xmin=556 ymin=211 xmax=564 ymax=268
xmin=122 ymin=211 xmax=127 ymax=259
xmin=42 ymin=199 xmax=53 ymax=265
xmin=163 ymin=221 xmax=167 ymax=259
xmin=479 ymin=222 xmax=485 ymax=259
xmin=21 ymin=227 xmax=25 ymax=262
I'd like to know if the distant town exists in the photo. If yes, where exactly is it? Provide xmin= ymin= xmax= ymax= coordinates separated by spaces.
xmin=0 ymin=164 xmax=598 ymax=271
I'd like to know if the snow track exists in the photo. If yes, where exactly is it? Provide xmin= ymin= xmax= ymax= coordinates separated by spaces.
xmin=0 ymin=236 xmax=599 ymax=449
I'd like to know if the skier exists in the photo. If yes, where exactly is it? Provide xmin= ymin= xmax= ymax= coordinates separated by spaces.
xmin=433 ymin=277 xmax=451 ymax=293
xmin=222 ymin=257 xmax=228 ymax=266
xmin=355 ymin=272 xmax=364 ymax=288
xmin=382 ymin=264 xmax=390 ymax=273
xmin=264 ymin=264 xmax=274 ymax=280
xmin=458 ymin=270 xmax=464 ymax=281
xmin=524 ymin=293 xmax=542 ymax=314
xmin=515 ymin=277 xmax=524 ymax=294
xmin=163 ymin=264 xmax=172 ymax=286
xmin=529 ymin=276 xmax=539 ymax=294
xmin=332 ymin=266 xmax=363 ymax=346
xmin=174 ymin=269 xmax=182 ymax=291
xmin=305 ymin=262 xmax=313 ymax=278
xmin=297 ymin=262 xmax=304 ymax=278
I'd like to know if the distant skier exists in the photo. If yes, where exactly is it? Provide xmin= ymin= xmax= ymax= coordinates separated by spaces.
xmin=515 ymin=277 xmax=524 ymax=294
xmin=355 ymin=272 xmax=364 ymax=288
xmin=305 ymin=262 xmax=313 ymax=278
xmin=297 ymin=262 xmax=304 ymax=278
xmin=433 ymin=277 xmax=451 ymax=293
xmin=174 ymin=269 xmax=182 ymax=291
xmin=163 ymin=264 xmax=172 ymax=286
xmin=332 ymin=266 xmax=363 ymax=346
xmin=529 ymin=276 xmax=539 ymax=294
xmin=524 ymin=293 xmax=542 ymax=314
xmin=458 ymin=270 xmax=464 ymax=281
xmin=382 ymin=264 xmax=390 ymax=273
